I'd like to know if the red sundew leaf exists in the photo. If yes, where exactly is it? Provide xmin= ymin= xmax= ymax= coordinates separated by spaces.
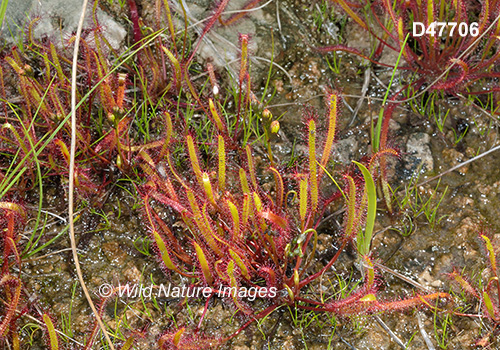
xmin=194 ymin=241 xmax=214 ymax=286
xmin=152 ymin=230 xmax=182 ymax=273
xmin=376 ymin=292 xmax=451 ymax=313
xmin=0 ymin=274 xmax=22 ymax=338
xmin=187 ymin=0 xmax=231 ymax=63
xmin=127 ymin=0 xmax=142 ymax=44
xmin=269 ymin=167 xmax=284 ymax=208
xmin=335 ymin=0 xmax=368 ymax=31
xmin=447 ymin=270 xmax=479 ymax=298
xmin=54 ymin=139 xmax=70 ymax=163
xmin=94 ymin=117 xmax=132 ymax=155
xmin=158 ymin=327 xmax=221 ymax=349
xmin=258 ymin=266 xmax=278 ymax=289
xmin=482 ymin=290 xmax=499 ymax=321
xmin=149 ymin=191 xmax=190 ymax=216
xmin=219 ymin=0 xmax=264 ymax=26
xmin=476 ymin=332 xmax=491 ymax=347
xmin=6 ymin=238 xmax=21 ymax=269
xmin=42 ymin=313 xmax=59 ymax=350
xmin=432 ymin=59 xmax=468 ymax=91
xmin=325 ymin=291 xmax=450 ymax=317
xmin=0 ymin=202 xmax=26 ymax=219
xmin=259 ymin=210 xmax=288 ymax=230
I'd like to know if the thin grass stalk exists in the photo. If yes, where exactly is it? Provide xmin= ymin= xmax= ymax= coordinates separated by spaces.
xmin=68 ymin=0 xmax=115 ymax=348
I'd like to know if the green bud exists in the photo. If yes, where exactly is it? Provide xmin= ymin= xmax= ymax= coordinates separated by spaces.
xmin=270 ymin=120 xmax=280 ymax=134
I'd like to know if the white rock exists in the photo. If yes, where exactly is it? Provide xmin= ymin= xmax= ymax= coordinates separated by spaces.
xmin=2 ymin=0 xmax=126 ymax=50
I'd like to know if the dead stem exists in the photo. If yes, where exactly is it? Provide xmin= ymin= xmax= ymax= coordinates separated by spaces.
xmin=417 ymin=143 xmax=500 ymax=187
xmin=69 ymin=1 xmax=115 ymax=349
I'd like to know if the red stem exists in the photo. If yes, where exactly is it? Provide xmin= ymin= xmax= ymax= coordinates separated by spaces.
xmin=298 ymin=239 xmax=348 ymax=289
xmin=197 ymin=290 xmax=215 ymax=330
xmin=128 ymin=0 xmax=142 ymax=45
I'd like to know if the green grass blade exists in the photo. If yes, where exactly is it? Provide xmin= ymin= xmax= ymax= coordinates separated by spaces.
xmin=373 ymin=33 xmax=409 ymax=152
xmin=0 ymin=30 xmax=165 ymax=200
xmin=0 ymin=0 xmax=8 ymax=31
xmin=353 ymin=161 xmax=376 ymax=256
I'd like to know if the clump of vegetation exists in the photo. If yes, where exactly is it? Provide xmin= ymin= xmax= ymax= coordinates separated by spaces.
xmin=0 ymin=202 xmax=25 ymax=347
xmin=140 ymin=78 xmax=450 ymax=347
xmin=326 ymin=0 xmax=500 ymax=112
